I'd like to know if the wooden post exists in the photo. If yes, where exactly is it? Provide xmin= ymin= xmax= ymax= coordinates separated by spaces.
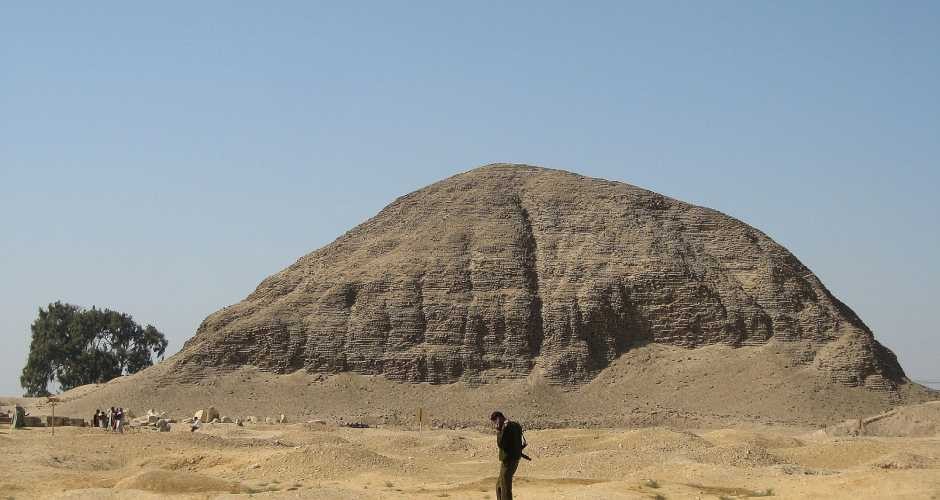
xmin=48 ymin=397 xmax=60 ymax=436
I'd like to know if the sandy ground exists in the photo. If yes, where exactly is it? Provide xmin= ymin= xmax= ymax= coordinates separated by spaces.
xmin=3 ymin=343 xmax=937 ymax=499
xmin=2 ymin=418 xmax=939 ymax=500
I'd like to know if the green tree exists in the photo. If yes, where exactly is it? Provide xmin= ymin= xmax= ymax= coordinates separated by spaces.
xmin=20 ymin=301 xmax=168 ymax=396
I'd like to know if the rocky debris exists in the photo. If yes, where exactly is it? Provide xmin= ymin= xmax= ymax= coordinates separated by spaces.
xmin=279 ymin=414 xmax=287 ymax=424
xmin=770 ymin=464 xmax=836 ymax=476
xmin=194 ymin=407 xmax=219 ymax=422
xmin=235 ymin=418 xmax=243 ymax=427
xmin=265 ymin=417 xmax=275 ymax=425
xmin=246 ymin=416 xmax=258 ymax=424
xmin=869 ymin=452 xmax=934 ymax=470
xmin=220 ymin=416 xmax=233 ymax=423
xmin=171 ymin=164 xmax=905 ymax=389
xmin=131 ymin=410 xmax=176 ymax=430
xmin=146 ymin=409 xmax=168 ymax=425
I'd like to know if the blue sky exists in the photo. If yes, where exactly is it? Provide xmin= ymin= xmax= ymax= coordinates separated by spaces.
xmin=2 ymin=2 xmax=938 ymax=395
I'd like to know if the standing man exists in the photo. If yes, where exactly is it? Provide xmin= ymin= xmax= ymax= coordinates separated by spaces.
xmin=490 ymin=411 xmax=525 ymax=500
xmin=115 ymin=408 xmax=124 ymax=433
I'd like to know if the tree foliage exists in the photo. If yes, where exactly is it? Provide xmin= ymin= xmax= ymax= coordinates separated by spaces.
xmin=20 ymin=301 xmax=168 ymax=396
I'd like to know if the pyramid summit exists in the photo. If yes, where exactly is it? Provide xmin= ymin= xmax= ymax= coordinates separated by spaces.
xmin=175 ymin=164 xmax=905 ymax=389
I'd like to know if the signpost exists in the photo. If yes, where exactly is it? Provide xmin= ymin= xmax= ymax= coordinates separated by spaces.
xmin=48 ymin=397 xmax=60 ymax=436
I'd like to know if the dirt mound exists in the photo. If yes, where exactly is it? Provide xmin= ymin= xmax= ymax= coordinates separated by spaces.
xmin=688 ymin=443 xmax=788 ymax=468
xmin=774 ymin=440 xmax=896 ymax=469
xmin=259 ymin=441 xmax=404 ymax=480
xmin=700 ymin=429 xmax=804 ymax=449
xmin=827 ymin=401 xmax=940 ymax=437
xmin=42 ymin=452 xmax=122 ymax=471
xmin=113 ymin=469 xmax=246 ymax=494
xmin=603 ymin=427 xmax=713 ymax=455
xmin=134 ymin=451 xmax=234 ymax=473
xmin=171 ymin=163 xmax=904 ymax=390
xmin=522 ymin=427 xmax=716 ymax=479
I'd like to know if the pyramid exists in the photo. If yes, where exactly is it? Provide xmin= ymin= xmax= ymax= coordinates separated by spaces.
xmin=174 ymin=164 xmax=905 ymax=389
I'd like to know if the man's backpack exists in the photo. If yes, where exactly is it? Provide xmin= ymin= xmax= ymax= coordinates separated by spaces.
xmin=505 ymin=421 xmax=531 ymax=461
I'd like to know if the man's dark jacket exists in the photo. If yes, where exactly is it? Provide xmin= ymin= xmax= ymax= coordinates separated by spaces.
xmin=497 ymin=421 xmax=524 ymax=462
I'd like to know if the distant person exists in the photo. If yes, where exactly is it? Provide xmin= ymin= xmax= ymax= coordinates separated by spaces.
xmin=108 ymin=407 xmax=115 ymax=431
xmin=190 ymin=415 xmax=201 ymax=433
xmin=92 ymin=409 xmax=101 ymax=428
xmin=490 ymin=411 xmax=529 ymax=500
xmin=115 ymin=408 xmax=124 ymax=433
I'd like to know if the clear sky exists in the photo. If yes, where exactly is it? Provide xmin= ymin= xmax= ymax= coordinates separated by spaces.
xmin=2 ymin=2 xmax=938 ymax=395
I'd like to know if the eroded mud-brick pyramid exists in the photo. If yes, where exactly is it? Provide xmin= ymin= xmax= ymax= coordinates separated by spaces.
xmin=175 ymin=164 xmax=905 ymax=389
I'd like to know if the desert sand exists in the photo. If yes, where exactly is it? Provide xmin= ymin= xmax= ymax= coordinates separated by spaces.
xmin=3 ymin=353 xmax=939 ymax=500
xmin=2 ymin=410 xmax=939 ymax=499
